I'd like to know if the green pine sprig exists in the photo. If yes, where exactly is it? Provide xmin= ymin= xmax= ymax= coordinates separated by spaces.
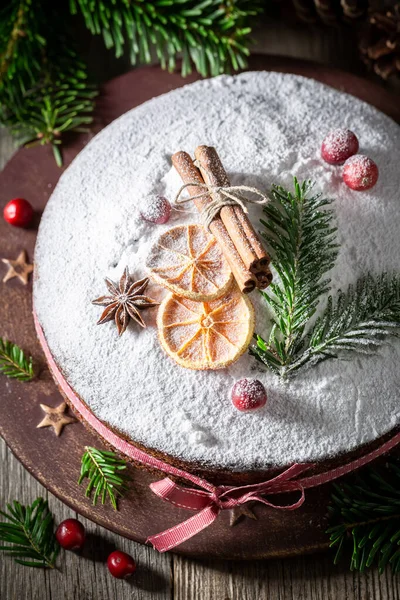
xmin=71 ymin=0 xmax=261 ymax=78
xmin=0 ymin=0 xmax=97 ymax=166
xmin=251 ymin=179 xmax=400 ymax=377
xmin=0 ymin=337 xmax=35 ymax=381
xmin=1 ymin=0 xmax=259 ymax=165
xmin=79 ymin=446 xmax=130 ymax=510
xmin=327 ymin=461 xmax=400 ymax=574
xmin=287 ymin=273 xmax=400 ymax=375
xmin=250 ymin=178 xmax=338 ymax=376
xmin=0 ymin=498 xmax=59 ymax=568
xmin=1 ymin=50 xmax=97 ymax=167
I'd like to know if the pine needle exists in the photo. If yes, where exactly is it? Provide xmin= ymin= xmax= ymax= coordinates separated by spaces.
xmin=78 ymin=446 xmax=130 ymax=510
xmin=251 ymin=178 xmax=338 ymax=376
xmin=0 ymin=0 xmax=97 ymax=166
xmin=288 ymin=273 xmax=400 ymax=374
xmin=0 ymin=337 xmax=35 ymax=381
xmin=251 ymin=179 xmax=400 ymax=377
xmin=1 ymin=1 xmax=259 ymax=164
xmin=327 ymin=462 xmax=400 ymax=574
xmin=0 ymin=498 xmax=59 ymax=568
xmin=71 ymin=0 xmax=261 ymax=77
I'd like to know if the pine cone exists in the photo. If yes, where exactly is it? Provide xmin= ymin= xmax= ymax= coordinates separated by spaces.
xmin=291 ymin=0 xmax=367 ymax=24
xmin=360 ymin=3 xmax=400 ymax=79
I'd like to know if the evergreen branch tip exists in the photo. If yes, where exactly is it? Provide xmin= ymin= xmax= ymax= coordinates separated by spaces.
xmin=78 ymin=446 xmax=130 ymax=510
xmin=0 ymin=497 xmax=59 ymax=568
xmin=0 ymin=337 xmax=35 ymax=381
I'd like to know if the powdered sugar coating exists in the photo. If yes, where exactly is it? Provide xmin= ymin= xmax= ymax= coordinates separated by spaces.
xmin=321 ymin=129 xmax=359 ymax=164
xmin=34 ymin=72 xmax=400 ymax=470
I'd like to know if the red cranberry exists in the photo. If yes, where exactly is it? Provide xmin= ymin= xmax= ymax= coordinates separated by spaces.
xmin=231 ymin=379 xmax=267 ymax=412
xmin=107 ymin=550 xmax=136 ymax=579
xmin=321 ymin=129 xmax=359 ymax=165
xmin=141 ymin=195 xmax=171 ymax=224
xmin=342 ymin=155 xmax=379 ymax=191
xmin=55 ymin=519 xmax=86 ymax=551
xmin=3 ymin=198 xmax=34 ymax=228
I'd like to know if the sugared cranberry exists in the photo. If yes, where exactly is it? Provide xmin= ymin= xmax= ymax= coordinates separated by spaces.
xmin=321 ymin=129 xmax=359 ymax=165
xmin=55 ymin=519 xmax=86 ymax=551
xmin=231 ymin=379 xmax=267 ymax=412
xmin=107 ymin=550 xmax=136 ymax=579
xmin=3 ymin=198 xmax=34 ymax=228
xmin=342 ymin=155 xmax=379 ymax=191
xmin=141 ymin=195 xmax=171 ymax=224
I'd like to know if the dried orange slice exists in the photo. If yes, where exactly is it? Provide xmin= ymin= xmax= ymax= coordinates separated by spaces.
xmin=146 ymin=224 xmax=233 ymax=301
xmin=157 ymin=286 xmax=255 ymax=370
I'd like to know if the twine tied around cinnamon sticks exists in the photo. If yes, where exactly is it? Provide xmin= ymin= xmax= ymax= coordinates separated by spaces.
xmin=172 ymin=145 xmax=273 ymax=294
xmin=174 ymin=182 xmax=270 ymax=232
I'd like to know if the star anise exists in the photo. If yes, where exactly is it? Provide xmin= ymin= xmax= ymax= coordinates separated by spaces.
xmin=92 ymin=267 xmax=159 ymax=336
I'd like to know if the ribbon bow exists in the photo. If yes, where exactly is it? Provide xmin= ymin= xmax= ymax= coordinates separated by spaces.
xmin=174 ymin=182 xmax=269 ymax=231
xmin=147 ymin=463 xmax=312 ymax=552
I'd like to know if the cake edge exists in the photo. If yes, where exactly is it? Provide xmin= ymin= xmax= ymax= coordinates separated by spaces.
xmin=34 ymin=308 xmax=400 ymax=486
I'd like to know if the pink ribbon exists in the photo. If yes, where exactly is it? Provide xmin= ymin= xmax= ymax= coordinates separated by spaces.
xmin=146 ymin=463 xmax=311 ymax=552
xmin=33 ymin=313 xmax=400 ymax=553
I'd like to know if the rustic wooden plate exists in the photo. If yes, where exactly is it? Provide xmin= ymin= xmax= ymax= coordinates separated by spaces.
xmin=0 ymin=56 xmax=399 ymax=560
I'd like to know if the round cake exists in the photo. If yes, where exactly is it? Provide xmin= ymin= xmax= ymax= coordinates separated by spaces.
xmin=33 ymin=71 xmax=400 ymax=481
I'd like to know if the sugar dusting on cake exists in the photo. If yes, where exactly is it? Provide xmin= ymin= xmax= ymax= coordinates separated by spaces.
xmin=33 ymin=72 xmax=400 ymax=470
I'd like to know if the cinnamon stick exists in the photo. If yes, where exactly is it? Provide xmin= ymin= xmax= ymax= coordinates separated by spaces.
xmin=172 ymin=151 xmax=257 ymax=294
xmin=194 ymin=146 xmax=272 ymax=285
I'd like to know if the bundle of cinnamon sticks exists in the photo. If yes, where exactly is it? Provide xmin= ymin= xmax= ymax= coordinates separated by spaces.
xmin=172 ymin=146 xmax=272 ymax=294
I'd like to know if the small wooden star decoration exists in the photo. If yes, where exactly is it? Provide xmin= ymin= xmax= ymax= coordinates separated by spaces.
xmin=37 ymin=402 xmax=77 ymax=436
xmin=2 ymin=250 xmax=33 ymax=285
xmin=229 ymin=502 xmax=258 ymax=527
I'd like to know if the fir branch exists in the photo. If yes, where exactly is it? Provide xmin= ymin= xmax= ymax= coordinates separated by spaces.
xmin=0 ymin=53 xmax=97 ymax=166
xmin=0 ymin=0 xmax=259 ymax=161
xmin=70 ymin=0 xmax=261 ymax=77
xmin=327 ymin=462 xmax=400 ymax=574
xmin=250 ymin=178 xmax=338 ymax=376
xmin=0 ymin=0 xmax=43 ymax=92
xmin=0 ymin=0 xmax=97 ymax=166
xmin=287 ymin=273 xmax=400 ymax=374
xmin=0 ymin=498 xmax=59 ymax=568
xmin=0 ymin=337 xmax=34 ymax=381
xmin=78 ymin=446 xmax=130 ymax=510
xmin=250 ymin=180 xmax=400 ymax=377
xmin=0 ymin=0 xmax=28 ymax=81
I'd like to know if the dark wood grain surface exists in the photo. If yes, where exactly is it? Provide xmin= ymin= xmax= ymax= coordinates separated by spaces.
xmin=1 ymin=52 xmax=400 ymax=599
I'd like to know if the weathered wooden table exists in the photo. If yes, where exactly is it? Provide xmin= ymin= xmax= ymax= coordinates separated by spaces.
xmin=1 ymin=24 xmax=400 ymax=599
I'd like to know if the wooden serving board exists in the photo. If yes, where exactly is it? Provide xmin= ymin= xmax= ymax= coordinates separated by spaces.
xmin=0 ymin=56 xmax=399 ymax=560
